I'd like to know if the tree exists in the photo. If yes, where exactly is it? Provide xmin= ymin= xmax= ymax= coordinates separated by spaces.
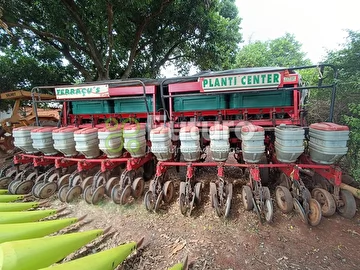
xmin=0 ymin=0 xmax=242 ymax=81
xmin=235 ymin=33 xmax=311 ymax=67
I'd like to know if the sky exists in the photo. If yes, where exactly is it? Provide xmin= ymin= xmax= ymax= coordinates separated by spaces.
xmin=235 ymin=0 xmax=360 ymax=63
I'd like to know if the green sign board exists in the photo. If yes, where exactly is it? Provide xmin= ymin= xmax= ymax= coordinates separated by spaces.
xmin=55 ymin=84 xmax=109 ymax=99
xmin=200 ymin=72 xmax=282 ymax=91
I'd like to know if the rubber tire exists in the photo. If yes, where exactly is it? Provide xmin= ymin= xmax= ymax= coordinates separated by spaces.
xmin=337 ymin=189 xmax=357 ymax=219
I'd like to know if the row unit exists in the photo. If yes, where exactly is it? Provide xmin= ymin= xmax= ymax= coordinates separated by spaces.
xmin=13 ymin=122 xmax=350 ymax=165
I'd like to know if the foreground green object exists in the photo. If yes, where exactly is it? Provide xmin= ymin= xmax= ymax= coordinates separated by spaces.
xmin=0 ymin=201 xmax=44 ymax=212
xmin=0 ymin=209 xmax=61 ymax=224
xmin=0 ymin=189 xmax=8 ymax=195
xmin=168 ymin=256 xmax=188 ymax=270
xmin=0 ymin=229 xmax=105 ymax=270
xmin=37 ymin=238 xmax=144 ymax=270
xmin=0 ymin=194 xmax=27 ymax=202
xmin=0 ymin=217 xmax=79 ymax=243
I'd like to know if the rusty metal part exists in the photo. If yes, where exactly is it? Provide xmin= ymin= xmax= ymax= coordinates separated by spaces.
xmin=293 ymin=197 xmax=307 ymax=224
xmin=58 ymin=173 xmax=71 ymax=188
xmin=81 ymin=176 xmax=94 ymax=190
xmin=311 ymin=188 xmax=336 ymax=217
xmin=0 ymin=176 xmax=12 ymax=189
xmin=111 ymin=184 xmax=121 ymax=204
xmin=241 ymin=185 xmax=254 ymax=211
xmin=154 ymin=190 xmax=164 ymax=213
xmin=163 ymin=180 xmax=174 ymax=203
xmin=144 ymin=190 xmax=155 ymax=211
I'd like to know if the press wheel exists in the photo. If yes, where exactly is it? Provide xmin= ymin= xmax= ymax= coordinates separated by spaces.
xmin=311 ymin=187 xmax=336 ymax=217
xmin=38 ymin=182 xmax=57 ymax=199
xmin=25 ymin=172 xmax=37 ymax=182
xmin=5 ymin=169 xmax=17 ymax=179
xmin=154 ymin=190 xmax=163 ymax=213
xmin=83 ymin=186 xmax=93 ymax=204
xmin=65 ymin=185 xmax=82 ymax=203
xmin=144 ymin=190 xmax=155 ymax=211
xmin=264 ymin=199 xmax=274 ymax=223
xmin=308 ymin=198 xmax=322 ymax=226
xmin=293 ymin=197 xmax=307 ymax=224
xmin=194 ymin=182 xmax=202 ymax=204
xmin=32 ymin=181 xmax=44 ymax=198
xmin=242 ymin=185 xmax=254 ymax=211
xmin=179 ymin=192 xmax=187 ymax=216
xmin=58 ymin=184 xmax=70 ymax=202
xmin=275 ymin=186 xmax=293 ymax=213
xmin=337 ymin=189 xmax=356 ymax=219
xmin=35 ymin=173 xmax=46 ymax=184
xmin=224 ymin=183 xmax=233 ymax=218
xmin=8 ymin=180 xmax=21 ymax=194
xmin=163 ymin=180 xmax=174 ymax=203
xmin=91 ymin=186 xmax=106 ymax=205
xmin=111 ymin=184 xmax=121 ymax=204
xmin=105 ymin=177 xmax=119 ymax=197
xmin=131 ymin=177 xmax=145 ymax=199
xmin=14 ymin=180 xmax=34 ymax=195
xmin=120 ymin=184 xmax=132 ymax=205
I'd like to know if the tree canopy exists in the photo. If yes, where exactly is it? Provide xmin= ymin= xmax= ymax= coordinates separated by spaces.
xmin=235 ymin=33 xmax=311 ymax=67
xmin=0 ymin=0 xmax=242 ymax=82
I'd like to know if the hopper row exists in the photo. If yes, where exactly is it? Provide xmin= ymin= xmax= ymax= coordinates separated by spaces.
xmin=12 ymin=124 xmax=148 ymax=159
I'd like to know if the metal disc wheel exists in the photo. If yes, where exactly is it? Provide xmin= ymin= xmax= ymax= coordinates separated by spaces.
xmin=83 ymin=186 xmax=93 ymax=204
xmin=91 ymin=186 xmax=106 ymax=205
xmin=14 ymin=180 xmax=34 ymax=195
xmin=35 ymin=173 xmax=46 ymax=184
xmin=179 ymin=192 xmax=187 ymax=216
xmin=120 ymin=184 xmax=132 ymax=205
xmin=58 ymin=174 xmax=71 ymax=188
xmin=144 ymin=190 xmax=155 ymax=211
xmin=155 ymin=190 xmax=163 ymax=213
xmin=279 ymin=172 xmax=291 ymax=190
xmin=194 ymin=182 xmax=202 ymax=204
xmin=80 ymin=176 xmax=94 ymax=190
xmin=302 ymin=187 xmax=312 ymax=201
xmin=131 ymin=177 xmax=145 ymax=199
xmin=111 ymin=184 xmax=122 ymax=204
xmin=25 ymin=172 xmax=37 ymax=182
xmin=32 ymin=181 xmax=44 ymax=198
xmin=212 ymin=190 xmax=221 ymax=217
xmin=264 ymin=199 xmax=274 ymax=223
xmin=0 ymin=176 xmax=12 ymax=189
xmin=242 ymin=185 xmax=254 ymax=211
xmin=293 ymin=197 xmax=308 ymax=224
xmin=148 ymin=180 xmax=156 ymax=193
xmin=58 ymin=185 xmax=70 ymax=202
xmin=275 ymin=186 xmax=293 ymax=213
xmin=337 ymin=189 xmax=357 ymax=219
xmin=308 ymin=198 xmax=322 ymax=226
xmin=8 ymin=180 xmax=21 ymax=194
xmin=65 ymin=185 xmax=82 ymax=203
xmin=311 ymin=188 xmax=336 ymax=217
xmin=163 ymin=181 xmax=174 ymax=203
xmin=224 ymin=183 xmax=233 ymax=218
xmin=38 ymin=182 xmax=57 ymax=199
xmin=209 ymin=182 xmax=217 ymax=207
xmin=5 ymin=169 xmax=17 ymax=179
xmin=263 ymin=186 xmax=271 ymax=200
xmin=105 ymin=177 xmax=119 ymax=197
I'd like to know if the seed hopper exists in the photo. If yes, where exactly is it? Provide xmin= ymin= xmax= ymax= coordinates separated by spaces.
xmin=1 ymin=64 xmax=357 ymax=226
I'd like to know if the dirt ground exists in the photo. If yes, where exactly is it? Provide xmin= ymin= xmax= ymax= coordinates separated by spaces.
xmin=47 ymin=165 xmax=360 ymax=270
xmin=2 ymin=152 xmax=359 ymax=270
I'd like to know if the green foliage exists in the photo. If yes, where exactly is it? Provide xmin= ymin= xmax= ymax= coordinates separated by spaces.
xmin=235 ymin=33 xmax=311 ymax=68
xmin=344 ymin=103 xmax=360 ymax=179
xmin=1 ymin=0 xmax=242 ymax=81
